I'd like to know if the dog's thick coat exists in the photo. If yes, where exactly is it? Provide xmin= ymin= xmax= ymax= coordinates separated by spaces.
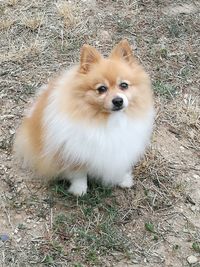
xmin=14 ymin=40 xmax=154 ymax=195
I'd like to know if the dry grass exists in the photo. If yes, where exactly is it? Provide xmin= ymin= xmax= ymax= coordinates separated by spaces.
xmin=165 ymin=96 xmax=200 ymax=151
xmin=56 ymin=1 xmax=77 ymax=28
xmin=0 ymin=18 xmax=14 ymax=30
xmin=21 ymin=13 xmax=44 ymax=31
xmin=0 ymin=40 xmax=44 ymax=63
xmin=7 ymin=0 xmax=18 ymax=7
xmin=0 ymin=0 xmax=200 ymax=266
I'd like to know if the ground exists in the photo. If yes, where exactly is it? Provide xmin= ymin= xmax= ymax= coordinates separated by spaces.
xmin=0 ymin=0 xmax=200 ymax=266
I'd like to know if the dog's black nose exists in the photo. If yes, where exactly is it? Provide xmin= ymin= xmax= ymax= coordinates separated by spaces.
xmin=112 ymin=97 xmax=123 ymax=108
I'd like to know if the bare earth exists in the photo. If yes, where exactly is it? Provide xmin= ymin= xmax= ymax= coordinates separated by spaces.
xmin=0 ymin=0 xmax=200 ymax=266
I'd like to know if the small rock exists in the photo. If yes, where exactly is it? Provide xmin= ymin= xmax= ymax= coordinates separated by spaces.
xmin=9 ymin=129 xmax=15 ymax=135
xmin=191 ymin=206 xmax=196 ymax=212
xmin=187 ymin=255 xmax=198 ymax=264
xmin=14 ymin=228 xmax=18 ymax=234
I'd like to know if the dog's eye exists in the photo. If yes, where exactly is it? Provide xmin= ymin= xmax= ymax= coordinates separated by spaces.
xmin=119 ymin=82 xmax=129 ymax=90
xmin=97 ymin=85 xmax=108 ymax=94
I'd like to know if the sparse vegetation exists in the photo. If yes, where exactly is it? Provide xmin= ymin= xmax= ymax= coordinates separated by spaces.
xmin=21 ymin=14 xmax=44 ymax=31
xmin=145 ymin=222 xmax=155 ymax=233
xmin=153 ymin=81 xmax=177 ymax=98
xmin=0 ymin=18 xmax=14 ymax=30
xmin=192 ymin=242 xmax=200 ymax=253
xmin=56 ymin=1 xmax=77 ymax=28
xmin=0 ymin=0 xmax=200 ymax=266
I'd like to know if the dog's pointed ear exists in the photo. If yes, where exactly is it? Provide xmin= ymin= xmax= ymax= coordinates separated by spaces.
xmin=110 ymin=39 xmax=134 ymax=64
xmin=79 ymin=44 xmax=101 ymax=73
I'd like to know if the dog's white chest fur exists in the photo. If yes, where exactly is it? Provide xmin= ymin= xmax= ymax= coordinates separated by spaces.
xmin=43 ymin=93 xmax=154 ymax=184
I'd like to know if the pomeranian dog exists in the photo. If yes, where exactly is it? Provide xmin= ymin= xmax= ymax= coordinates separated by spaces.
xmin=14 ymin=40 xmax=154 ymax=196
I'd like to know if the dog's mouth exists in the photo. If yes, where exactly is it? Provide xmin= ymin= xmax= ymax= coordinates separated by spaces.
xmin=111 ymin=106 xmax=124 ymax=111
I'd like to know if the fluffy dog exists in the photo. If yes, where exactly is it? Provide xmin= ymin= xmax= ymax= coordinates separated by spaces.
xmin=14 ymin=40 xmax=154 ymax=196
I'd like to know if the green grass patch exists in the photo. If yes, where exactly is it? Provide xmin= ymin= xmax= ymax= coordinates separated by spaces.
xmin=50 ymin=180 xmax=131 ymax=264
xmin=145 ymin=222 xmax=155 ymax=233
xmin=192 ymin=242 xmax=200 ymax=253
xmin=42 ymin=254 xmax=54 ymax=265
xmin=74 ymin=264 xmax=84 ymax=267
xmin=153 ymin=81 xmax=177 ymax=98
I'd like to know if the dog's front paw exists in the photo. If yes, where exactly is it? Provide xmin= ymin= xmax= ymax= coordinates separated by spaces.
xmin=67 ymin=172 xmax=88 ymax=196
xmin=68 ymin=182 xmax=87 ymax=196
xmin=118 ymin=173 xmax=134 ymax=188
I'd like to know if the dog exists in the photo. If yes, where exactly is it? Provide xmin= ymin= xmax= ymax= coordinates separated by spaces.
xmin=14 ymin=40 xmax=154 ymax=196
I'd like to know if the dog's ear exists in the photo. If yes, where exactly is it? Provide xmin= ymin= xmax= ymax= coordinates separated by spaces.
xmin=79 ymin=45 xmax=101 ymax=73
xmin=110 ymin=39 xmax=134 ymax=64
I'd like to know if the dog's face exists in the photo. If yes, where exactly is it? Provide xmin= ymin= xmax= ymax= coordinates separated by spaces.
xmin=80 ymin=58 xmax=135 ymax=113
xmin=69 ymin=40 xmax=153 ymax=121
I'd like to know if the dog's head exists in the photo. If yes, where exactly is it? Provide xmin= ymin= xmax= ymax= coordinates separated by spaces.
xmin=68 ymin=40 xmax=153 ymax=122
